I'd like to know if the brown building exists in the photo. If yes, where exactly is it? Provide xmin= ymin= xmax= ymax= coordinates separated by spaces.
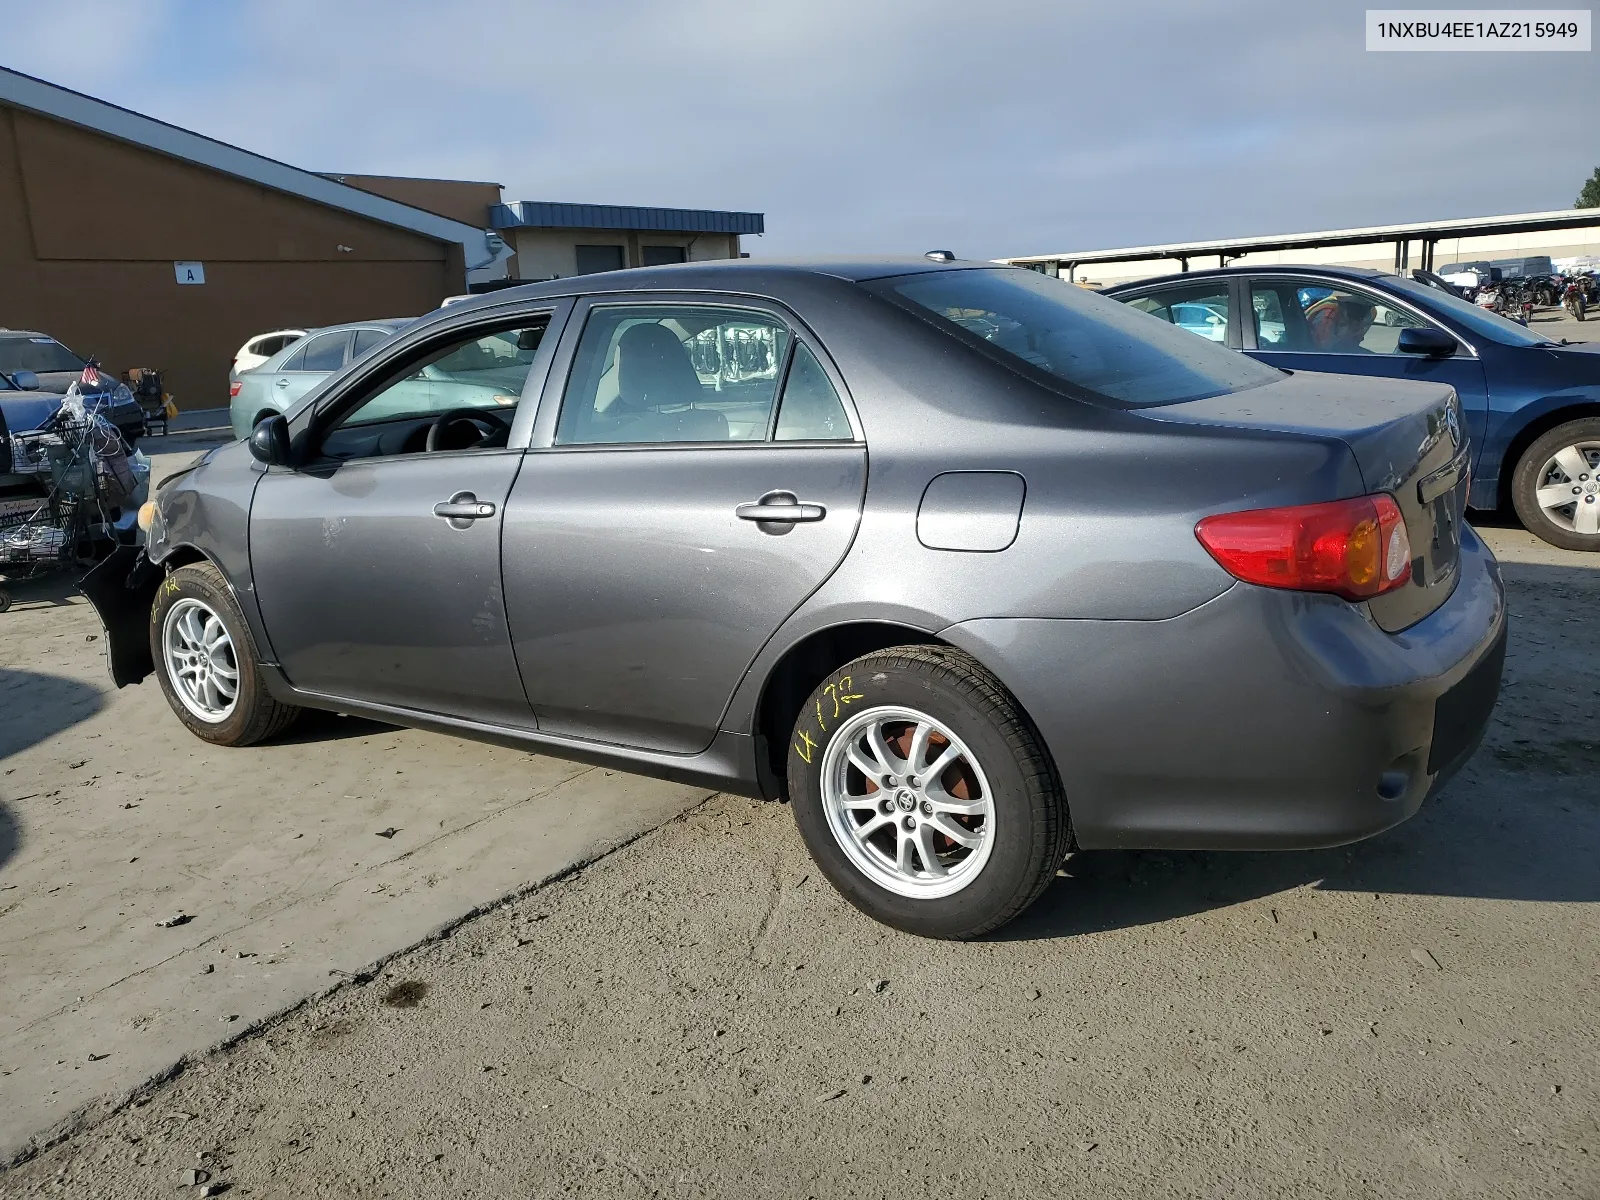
xmin=0 ymin=68 xmax=765 ymax=416
xmin=0 ymin=68 xmax=505 ymax=412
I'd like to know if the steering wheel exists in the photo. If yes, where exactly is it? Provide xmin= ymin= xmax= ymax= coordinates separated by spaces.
xmin=424 ymin=406 xmax=512 ymax=453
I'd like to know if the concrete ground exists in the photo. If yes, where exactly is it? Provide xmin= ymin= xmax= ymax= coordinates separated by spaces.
xmin=0 ymin=435 xmax=712 ymax=1163
xmin=0 ymin=509 xmax=1594 ymax=1197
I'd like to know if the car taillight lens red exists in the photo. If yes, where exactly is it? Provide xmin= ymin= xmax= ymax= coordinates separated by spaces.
xmin=228 ymin=381 xmax=242 ymax=398
xmin=1195 ymin=494 xmax=1412 ymax=601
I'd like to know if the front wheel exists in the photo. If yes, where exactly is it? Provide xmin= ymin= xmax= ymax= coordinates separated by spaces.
xmin=150 ymin=562 xmax=301 ymax=745
xmin=786 ymin=646 xmax=1069 ymax=939
xmin=1511 ymin=418 xmax=1600 ymax=551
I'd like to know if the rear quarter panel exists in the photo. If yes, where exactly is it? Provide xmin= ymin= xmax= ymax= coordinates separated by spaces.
xmin=719 ymin=279 xmax=1366 ymax=734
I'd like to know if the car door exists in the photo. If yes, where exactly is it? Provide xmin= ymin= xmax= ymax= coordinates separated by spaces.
xmin=502 ymin=296 xmax=867 ymax=755
xmin=1241 ymin=276 xmax=1491 ymax=451
xmin=271 ymin=329 xmax=351 ymax=412
xmin=248 ymin=307 xmax=566 ymax=726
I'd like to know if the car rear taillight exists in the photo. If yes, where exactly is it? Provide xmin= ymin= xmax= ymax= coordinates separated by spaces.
xmin=1195 ymin=494 xmax=1412 ymax=601
xmin=229 ymin=381 xmax=242 ymax=398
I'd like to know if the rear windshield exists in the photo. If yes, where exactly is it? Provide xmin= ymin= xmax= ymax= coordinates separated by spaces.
xmin=876 ymin=268 xmax=1281 ymax=406
xmin=0 ymin=337 xmax=84 ymax=375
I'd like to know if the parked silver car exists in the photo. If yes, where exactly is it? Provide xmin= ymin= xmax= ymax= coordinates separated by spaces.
xmin=87 ymin=259 xmax=1505 ymax=939
xmin=228 ymin=320 xmax=411 ymax=440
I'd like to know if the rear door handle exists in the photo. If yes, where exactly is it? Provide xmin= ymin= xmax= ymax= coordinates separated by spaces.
xmin=433 ymin=491 xmax=496 ymax=528
xmin=736 ymin=491 xmax=826 ymax=525
xmin=274 ymin=378 xmax=290 ymax=387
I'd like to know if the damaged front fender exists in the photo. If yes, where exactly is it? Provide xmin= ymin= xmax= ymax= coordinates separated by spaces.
xmin=79 ymin=545 xmax=161 ymax=687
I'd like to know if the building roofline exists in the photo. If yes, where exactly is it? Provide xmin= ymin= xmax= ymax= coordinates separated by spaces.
xmin=998 ymin=207 xmax=1600 ymax=268
xmin=320 ymin=172 xmax=505 ymax=189
xmin=492 ymin=200 xmax=764 ymax=236
xmin=0 ymin=66 xmax=497 ymax=267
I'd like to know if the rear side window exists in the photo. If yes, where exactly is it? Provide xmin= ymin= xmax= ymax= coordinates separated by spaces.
xmin=774 ymin=344 xmax=852 ymax=441
xmin=555 ymin=305 xmax=789 ymax=445
xmin=1125 ymin=284 xmax=1232 ymax=344
xmin=352 ymin=328 xmax=390 ymax=358
xmin=299 ymin=333 xmax=349 ymax=372
xmin=879 ymin=268 xmax=1279 ymax=407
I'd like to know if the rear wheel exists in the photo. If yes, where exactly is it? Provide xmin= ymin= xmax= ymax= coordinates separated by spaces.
xmin=150 ymin=562 xmax=301 ymax=745
xmin=786 ymin=646 xmax=1069 ymax=939
xmin=1511 ymin=418 xmax=1600 ymax=551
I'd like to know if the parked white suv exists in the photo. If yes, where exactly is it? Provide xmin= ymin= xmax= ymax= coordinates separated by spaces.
xmin=232 ymin=329 xmax=306 ymax=375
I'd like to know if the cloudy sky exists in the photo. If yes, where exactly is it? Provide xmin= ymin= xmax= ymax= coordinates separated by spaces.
xmin=5 ymin=0 xmax=1596 ymax=258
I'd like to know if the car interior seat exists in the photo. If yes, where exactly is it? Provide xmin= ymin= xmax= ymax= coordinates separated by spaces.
xmin=611 ymin=323 xmax=728 ymax=442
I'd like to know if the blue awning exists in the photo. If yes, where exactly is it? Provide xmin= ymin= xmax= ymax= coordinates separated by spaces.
xmin=490 ymin=201 xmax=763 ymax=236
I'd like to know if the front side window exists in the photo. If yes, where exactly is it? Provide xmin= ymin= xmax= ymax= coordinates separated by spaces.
xmin=1126 ymin=284 xmax=1232 ymax=344
xmin=319 ymin=322 xmax=547 ymax=460
xmin=340 ymin=325 xmax=545 ymax=429
xmin=1250 ymin=281 xmax=1428 ymax=355
xmin=556 ymin=306 xmax=789 ymax=445
xmin=880 ymin=268 xmax=1278 ymax=407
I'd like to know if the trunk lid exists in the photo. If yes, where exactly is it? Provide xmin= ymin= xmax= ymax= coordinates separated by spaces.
xmin=1144 ymin=370 xmax=1468 ymax=632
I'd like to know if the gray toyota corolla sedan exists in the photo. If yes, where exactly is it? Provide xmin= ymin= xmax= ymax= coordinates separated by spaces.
xmin=83 ymin=258 xmax=1506 ymax=939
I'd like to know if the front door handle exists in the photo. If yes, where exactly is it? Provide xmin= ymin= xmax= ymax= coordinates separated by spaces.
xmin=274 ymin=378 xmax=290 ymax=387
xmin=736 ymin=490 xmax=826 ymax=532
xmin=433 ymin=491 xmax=495 ymax=529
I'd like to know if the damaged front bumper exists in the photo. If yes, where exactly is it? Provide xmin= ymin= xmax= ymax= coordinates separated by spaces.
xmin=79 ymin=545 xmax=161 ymax=686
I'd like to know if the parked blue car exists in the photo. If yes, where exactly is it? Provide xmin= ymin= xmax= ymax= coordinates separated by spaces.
xmin=1105 ymin=266 xmax=1600 ymax=550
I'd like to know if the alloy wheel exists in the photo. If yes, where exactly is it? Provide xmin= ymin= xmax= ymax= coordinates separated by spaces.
xmin=162 ymin=597 xmax=240 ymax=723
xmin=820 ymin=706 xmax=996 ymax=899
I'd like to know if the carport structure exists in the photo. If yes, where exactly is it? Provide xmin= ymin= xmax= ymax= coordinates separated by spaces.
xmin=1000 ymin=208 xmax=1600 ymax=285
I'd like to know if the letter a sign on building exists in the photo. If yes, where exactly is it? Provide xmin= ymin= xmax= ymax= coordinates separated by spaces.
xmin=174 ymin=261 xmax=206 ymax=285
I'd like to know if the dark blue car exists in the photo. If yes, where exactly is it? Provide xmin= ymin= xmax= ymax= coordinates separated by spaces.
xmin=1105 ymin=266 xmax=1600 ymax=550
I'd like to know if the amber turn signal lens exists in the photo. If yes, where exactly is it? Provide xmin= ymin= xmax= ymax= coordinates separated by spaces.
xmin=137 ymin=501 xmax=156 ymax=532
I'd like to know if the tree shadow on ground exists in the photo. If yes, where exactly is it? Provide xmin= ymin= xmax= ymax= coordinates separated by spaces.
xmin=0 ymin=669 xmax=105 ymax=761
xmin=0 ymin=802 xmax=17 ymax=874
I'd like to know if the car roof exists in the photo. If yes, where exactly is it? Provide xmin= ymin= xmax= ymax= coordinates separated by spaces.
xmin=0 ymin=329 xmax=61 ymax=340
xmin=433 ymin=257 xmax=1007 ymax=315
xmin=1101 ymin=264 xmax=1394 ymax=292
xmin=299 ymin=319 xmax=413 ymax=336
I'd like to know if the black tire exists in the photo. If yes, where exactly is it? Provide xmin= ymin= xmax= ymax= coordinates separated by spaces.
xmin=149 ymin=561 xmax=301 ymax=745
xmin=1510 ymin=417 xmax=1600 ymax=552
xmin=786 ymin=645 xmax=1069 ymax=939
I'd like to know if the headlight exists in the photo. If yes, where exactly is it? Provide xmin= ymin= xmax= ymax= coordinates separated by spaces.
xmin=113 ymin=383 xmax=134 ymax=403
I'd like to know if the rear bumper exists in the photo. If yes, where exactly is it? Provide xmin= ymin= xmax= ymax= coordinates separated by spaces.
xmin=942 ymin=522 xmax=1507 ymax=851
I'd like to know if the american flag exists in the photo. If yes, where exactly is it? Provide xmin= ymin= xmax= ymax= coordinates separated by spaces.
xmin=80 ymin=359 xmax=101 ymax=387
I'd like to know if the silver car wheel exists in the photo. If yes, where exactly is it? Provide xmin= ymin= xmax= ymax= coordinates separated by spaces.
xmin=1535 ymin=441 xmax=1600 ymax=535
xmin=820 ymin=706 xmax=996 ymax=899
xmin=162 ymin=598 xmax=240 ymax=723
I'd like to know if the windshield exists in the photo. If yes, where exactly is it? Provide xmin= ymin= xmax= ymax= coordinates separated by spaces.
xmin=877 ymin=268 xmax=1281 ymax=406
xmin=0 ymin=336 xmax=86 ymax=375
xmin=1384 ymin=275 xmax=1558 ymax=347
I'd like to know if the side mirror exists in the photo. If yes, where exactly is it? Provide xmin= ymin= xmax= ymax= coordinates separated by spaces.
xmin=249 ymin=413 xmax=292 ymax=465
xmin=10 ymin=369 xmax=40 ymax=391
xmin=1397 ymin=327 xmax=1456 ymax=357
